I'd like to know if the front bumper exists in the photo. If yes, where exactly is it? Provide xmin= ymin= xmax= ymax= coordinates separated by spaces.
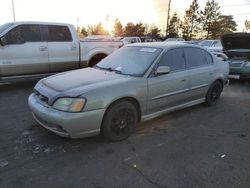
xmin=28 ymin=93 xmax=105 ymax=138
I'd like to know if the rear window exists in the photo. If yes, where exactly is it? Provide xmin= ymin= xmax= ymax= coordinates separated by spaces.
xmin=184 ymin=47 xmax=212 ymax=68
xmin=48 ymin=25 xmax=72 ymax=42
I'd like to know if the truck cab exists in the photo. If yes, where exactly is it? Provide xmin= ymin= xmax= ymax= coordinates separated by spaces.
xmin=0 ymin=22 xmax=80 ymax=78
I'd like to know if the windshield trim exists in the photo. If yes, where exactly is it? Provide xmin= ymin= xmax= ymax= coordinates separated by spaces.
xmin=0 ymin=23 xmax=14 ymax=36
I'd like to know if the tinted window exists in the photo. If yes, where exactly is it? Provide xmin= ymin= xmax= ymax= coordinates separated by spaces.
xmin=48 ymin=25 xmax=72 ymax=41
xmin=202 ymin=50 xmax=213 ymax=64
xmin=6 ymin=24 xmax=41 ymax=44
xmin=184 ymin=48 xmax=210 ymax=68
xmin=158 ymin=48 xmax=186 ymax=72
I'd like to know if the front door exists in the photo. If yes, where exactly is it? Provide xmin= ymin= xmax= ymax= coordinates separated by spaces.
xmin=1 ymin=24 xmax=49 ymax=76
xmin=147 ymin=48 xmax=191 ymax=115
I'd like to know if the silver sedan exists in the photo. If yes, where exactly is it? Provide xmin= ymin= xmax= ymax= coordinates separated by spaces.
xmin=28 ymin=42 xmax=229 ymax=141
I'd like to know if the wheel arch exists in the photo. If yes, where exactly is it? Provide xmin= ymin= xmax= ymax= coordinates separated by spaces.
xmin=88 ymin=53 xmax=108 ymax=67
xmin=101 ymin=97 xmax=142 ymax=130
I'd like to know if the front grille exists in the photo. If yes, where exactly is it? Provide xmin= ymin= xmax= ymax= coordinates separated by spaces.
xmin=34 ymin=90 xmax=49 ymax=105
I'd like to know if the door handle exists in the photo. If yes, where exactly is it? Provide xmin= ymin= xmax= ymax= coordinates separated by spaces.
xmin=39 ymin=46 xmax=47 ymax=51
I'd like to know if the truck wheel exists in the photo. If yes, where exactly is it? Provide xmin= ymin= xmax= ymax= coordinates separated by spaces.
xmin=102 ymin=101 xmax=138 ymax=141
xmin=205 ymin=81 xmax=222 ymax=106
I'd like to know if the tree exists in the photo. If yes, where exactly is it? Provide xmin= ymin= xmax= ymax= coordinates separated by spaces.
xmin=80 ymin=27 xmax=88 ymax=37
xmin=210 ymin=15 xmax=237 ymax=38
xmin=200 ymin=0 xmax=220 ymax=39
xmin=88 ymin=23 xmax=109 ymax=35
xmin=147 ymin=25 xmax=161 ymax=38
xmin=124 ymin=22 xmax=146 ymax=36
xmin=167 ymin=12 xmax=181 ymax=37
xmin=182 ymin=0 xmax=200 ymax=40
xmin=245 ymin=20 xmax=250 ymax=32
xmin=113 ymin=18 xmax=123 ymax=37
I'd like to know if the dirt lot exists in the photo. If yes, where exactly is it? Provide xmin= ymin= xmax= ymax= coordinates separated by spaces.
xmin=0 ymin=80 xmax=250 ymax=188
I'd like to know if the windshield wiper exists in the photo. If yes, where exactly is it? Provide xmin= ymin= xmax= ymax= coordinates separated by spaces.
xmin=94 ymin=65 xmax=123 ymax=74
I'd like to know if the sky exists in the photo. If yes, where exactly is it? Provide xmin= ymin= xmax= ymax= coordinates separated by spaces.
xmin=1 ymin=0 xmax=250 ymax=33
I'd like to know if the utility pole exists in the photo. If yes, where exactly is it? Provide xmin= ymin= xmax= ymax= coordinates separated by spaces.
xmin=166 ymin=0 xmax=171 ymax=37
xmin=12 ymin=0 xmax=16 ymax=22
xmin=77 ymin=17 xmax=80 ymax=32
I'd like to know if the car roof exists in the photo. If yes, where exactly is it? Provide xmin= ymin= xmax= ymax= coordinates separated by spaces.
xmin=5 ymin=21 xmax=72 ymax=27
xmin=126 ymin=42 xmax=203 ymax=50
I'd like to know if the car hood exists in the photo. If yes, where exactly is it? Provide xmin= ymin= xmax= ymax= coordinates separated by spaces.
xmin=35 ymin=68 xmax=133 ymax=105
xmin=221 ymin=33 xmax=250 ymax=51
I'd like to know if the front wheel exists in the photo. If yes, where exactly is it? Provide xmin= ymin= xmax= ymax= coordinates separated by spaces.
xmin=205 ymin=81 xmax=222 ymax=106
xmin=102 ymin=101 xmax=138 ymax=141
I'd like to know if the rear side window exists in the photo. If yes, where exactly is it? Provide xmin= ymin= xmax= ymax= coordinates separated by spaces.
xmin=202 ymin=50 xmax=213 ymax=64
xmin=6 ymin=24 xmax=41 ymax=44
xmin=48 ymin=25 xmax=72 ymax=42
xmin=158 ymin=48 xmax=186 ymax=72
xmin=184 ymin=47 xmax=212 ymax=68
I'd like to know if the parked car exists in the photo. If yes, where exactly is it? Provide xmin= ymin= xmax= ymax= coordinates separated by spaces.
xmin=198 ymin=40 xmax=223 ymax=52
xmin=140 ymin=36 xmax=162 ymax=43
xmin=164 ymin=38 xmax=185 ymax=42
xmin=28 ymin=42 xmax=229 ymax=141
xmin=0 ymin=22 xmax=123 ymax=82
xmin=120 ymin=37 xmax=141 ymax=45
xmin=221 ymin=32 xmax=250 ymax=80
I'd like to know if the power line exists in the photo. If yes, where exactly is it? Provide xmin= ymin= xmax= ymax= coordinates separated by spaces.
xmin=221 ymin=3 xmax=250 ymax=7
xmin=234 ymin=13 xmax=250 ymax=16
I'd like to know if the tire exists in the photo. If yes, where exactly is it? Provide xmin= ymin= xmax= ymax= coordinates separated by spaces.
xmin=205 ymin=81 xmax=222 ymax=106
xmin=102 ymin=101 xmax=138 ymax=141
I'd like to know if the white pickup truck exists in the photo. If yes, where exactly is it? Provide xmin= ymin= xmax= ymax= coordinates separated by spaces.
xmin=0 ymin=22 xmax=123 ymax=81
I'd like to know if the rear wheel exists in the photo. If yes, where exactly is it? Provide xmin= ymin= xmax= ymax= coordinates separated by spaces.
xmin=206 ymin=81 xmax=222 ymax=106
xmin=102 ymin=101 xmax=138 ymax=141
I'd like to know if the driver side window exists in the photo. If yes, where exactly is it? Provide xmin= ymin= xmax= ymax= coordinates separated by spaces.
xmin=6 ymin=24 xmax=42 ymax=45
xmin=158 ymin=48 xmax=186 ymax=72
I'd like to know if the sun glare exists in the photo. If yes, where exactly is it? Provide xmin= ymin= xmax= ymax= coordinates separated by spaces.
xmin=103 ymin=19 xmax=113 ymax=33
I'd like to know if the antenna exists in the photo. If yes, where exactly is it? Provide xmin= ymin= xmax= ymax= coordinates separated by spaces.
xmin=12 ymin=0 xmax=16 ymax=22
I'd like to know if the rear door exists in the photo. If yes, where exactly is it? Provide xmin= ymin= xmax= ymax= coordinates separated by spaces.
xmin=183 ymin=47 xmax=215 ymax=100
xmin=1 ymin=24 xmax=49 ymax=76
xmin=47 ymin=25 xmax=79 ymax=72
xmin=147 ymin=48 xmax=191 ymax=114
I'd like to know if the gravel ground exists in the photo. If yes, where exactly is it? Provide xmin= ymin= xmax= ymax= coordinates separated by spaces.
xmin=0 ymin=80 xmax=250 ymax=188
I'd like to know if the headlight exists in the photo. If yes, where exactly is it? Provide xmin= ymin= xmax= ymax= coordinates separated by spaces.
xmin=52 ymin=98 xmax=86 ymax=112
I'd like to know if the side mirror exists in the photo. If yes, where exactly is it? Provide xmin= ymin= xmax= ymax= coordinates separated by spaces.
xmin=0 ymin=36 xmax=8 ymax=46
xmin=155 ymin=66 xmax=170 ymax=76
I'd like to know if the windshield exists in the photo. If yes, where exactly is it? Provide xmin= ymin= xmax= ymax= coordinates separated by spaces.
xmin=0 ymin=23 xmax=14 ymax=35
xmin=96 ymin=46 xmax=162 ymax=76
